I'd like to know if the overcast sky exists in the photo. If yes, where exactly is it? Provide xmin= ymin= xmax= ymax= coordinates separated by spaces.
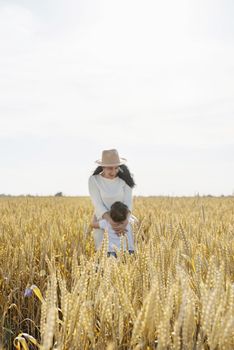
xmin=0 ymin=0 xmax=233 ymax=196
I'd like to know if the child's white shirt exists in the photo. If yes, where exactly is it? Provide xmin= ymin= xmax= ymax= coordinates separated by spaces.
xmin=98 ymin=216 xmax=136 ymax=252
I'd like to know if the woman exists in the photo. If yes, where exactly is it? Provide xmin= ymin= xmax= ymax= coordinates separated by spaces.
xmin=88 ymin=149 xmax=136 ymax=250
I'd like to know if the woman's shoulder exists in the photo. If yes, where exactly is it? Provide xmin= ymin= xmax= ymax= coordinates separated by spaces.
xmin=89 ymin=174 xmax=106 ymax=186
xmin=89 ymin=174 xmax=99 ymax=179
xmin=88 ymin=174 xmax=99 ymax=184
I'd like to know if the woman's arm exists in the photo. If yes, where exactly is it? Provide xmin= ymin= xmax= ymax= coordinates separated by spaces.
xmin=123 ymin=183 xmax=133 ymax=213
xmin=88 ymin=176 xmax=108 ymax=219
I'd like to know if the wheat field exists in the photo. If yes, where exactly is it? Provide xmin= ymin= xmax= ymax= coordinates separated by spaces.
xmin=0 ymin=196 xmax=233 ymax=350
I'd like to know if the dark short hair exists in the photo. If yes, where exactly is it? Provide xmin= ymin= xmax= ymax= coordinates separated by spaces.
xmin=110 ymin=201 xmax=129 ymax=222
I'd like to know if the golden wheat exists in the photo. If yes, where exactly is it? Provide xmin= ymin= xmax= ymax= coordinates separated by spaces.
xmin=0 ymin=196 xmax=233 ymax=349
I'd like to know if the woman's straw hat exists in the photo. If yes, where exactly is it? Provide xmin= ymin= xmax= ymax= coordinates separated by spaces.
xmin=95 ymin=149 xmax=127 ymax=166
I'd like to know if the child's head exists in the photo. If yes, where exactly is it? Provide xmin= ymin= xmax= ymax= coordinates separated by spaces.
xmin=110 ymin=201 xmax=129 ymax=223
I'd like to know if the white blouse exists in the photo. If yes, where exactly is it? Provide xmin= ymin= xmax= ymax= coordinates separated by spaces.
xmin=88 ymin=174 xmax=133 ymax=220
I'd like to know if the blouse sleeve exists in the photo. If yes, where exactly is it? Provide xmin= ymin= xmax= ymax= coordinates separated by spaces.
xmin=88 ymin=176 xmax=109 ymax=219
xmin=123 ymin=183 xmax=133 ymax=212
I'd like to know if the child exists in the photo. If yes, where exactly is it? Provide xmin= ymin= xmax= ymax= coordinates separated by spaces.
xmin=91 ymin=201 xmax=137 ymax=257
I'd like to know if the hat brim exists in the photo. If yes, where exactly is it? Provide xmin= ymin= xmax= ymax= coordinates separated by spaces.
xmin=95 ymin=157 xmax=127 ymax=166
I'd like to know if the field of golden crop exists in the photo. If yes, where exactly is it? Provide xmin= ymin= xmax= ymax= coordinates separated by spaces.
xmin=0 ymin=196 xmax=234 ymax=350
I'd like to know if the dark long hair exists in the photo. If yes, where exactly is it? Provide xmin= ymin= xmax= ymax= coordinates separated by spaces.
xmin=92 ymin=164 xmax=136 ymax=188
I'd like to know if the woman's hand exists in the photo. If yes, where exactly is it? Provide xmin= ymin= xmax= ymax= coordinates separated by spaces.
xmin=91 ymin=215 xmax=100 ymax=229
